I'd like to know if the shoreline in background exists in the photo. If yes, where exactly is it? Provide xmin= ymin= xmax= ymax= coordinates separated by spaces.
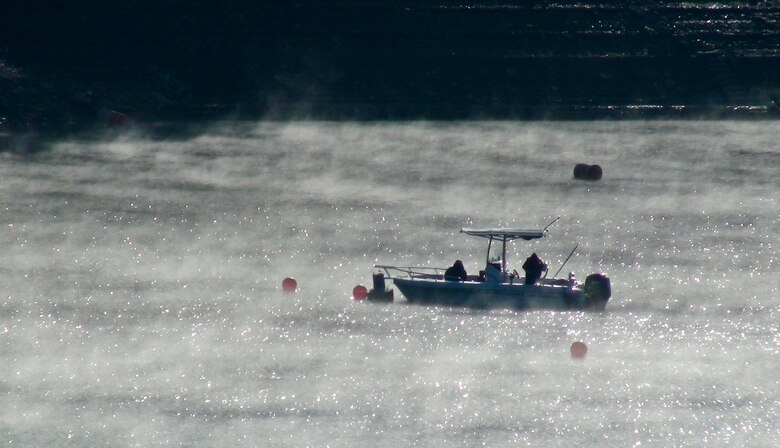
xmin=2 ymin=1 xmax=778 ymax=137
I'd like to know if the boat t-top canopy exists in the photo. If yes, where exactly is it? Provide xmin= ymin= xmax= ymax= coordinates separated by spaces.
xmin=461 ymin=219 xmax=559 ymax=273
xmin=461 ymin=228 xmax=546 ymax=241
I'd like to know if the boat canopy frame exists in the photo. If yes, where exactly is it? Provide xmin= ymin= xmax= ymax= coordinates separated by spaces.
xmin=461 ymin=218 xmax=558 ymax=273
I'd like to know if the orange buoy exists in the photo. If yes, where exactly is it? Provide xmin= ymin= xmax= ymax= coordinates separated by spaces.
xmin=282 ymin=277 xmax=297 ymax=293
xmin=570 ymin=341 xmax=588 ymax=359
xmin=352 ymin=284 xmax=368 ymax=300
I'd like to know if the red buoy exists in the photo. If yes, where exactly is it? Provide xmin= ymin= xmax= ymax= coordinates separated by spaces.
xmin=282 ymin=277 xmax=297 ymax=293
xmin=570 ymin=341 xmax=588 ymax=359
xmin=352 ymin=284 xmax=368 ymax=300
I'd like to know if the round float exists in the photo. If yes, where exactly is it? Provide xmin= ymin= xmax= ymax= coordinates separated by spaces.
xmin=573 ymin=163 xmax=603 ymax=181
xmin=282 ymin=277 xmax=297 ymax=293
xmin=570 ymin=341 xmax=588 ymax=359
xmin=352 ymin=284 xmax=368 ymax=300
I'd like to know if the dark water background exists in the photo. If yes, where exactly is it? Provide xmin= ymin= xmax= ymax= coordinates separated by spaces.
xmin=2 ymin=0 xmax=780 ymax=137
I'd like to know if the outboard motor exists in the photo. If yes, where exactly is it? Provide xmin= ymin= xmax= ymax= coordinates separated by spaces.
xmin=584 ymin=273 xmax=611 ymax=310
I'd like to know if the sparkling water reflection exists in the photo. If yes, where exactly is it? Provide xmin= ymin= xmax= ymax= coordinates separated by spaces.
xmin=1 ymin=121 xmax=779 ymax=446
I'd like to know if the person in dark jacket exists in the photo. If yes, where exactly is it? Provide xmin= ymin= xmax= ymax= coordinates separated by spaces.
xmin=522 ymin=253 xmax=547 ymax=285
xmin=444 ymin=260 xmax=468 ymax=281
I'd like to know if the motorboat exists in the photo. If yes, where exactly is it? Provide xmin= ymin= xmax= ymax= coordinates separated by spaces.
xmin=366 ymin=221 xmax=611 ymax=310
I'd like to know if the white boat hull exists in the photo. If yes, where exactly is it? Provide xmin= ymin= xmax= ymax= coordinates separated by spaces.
xmin=393 ymin=277 xmax=602 ymax=310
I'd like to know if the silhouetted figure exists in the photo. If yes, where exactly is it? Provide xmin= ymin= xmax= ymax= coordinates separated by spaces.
xmin=522 ymin=253 xmax=547 ymax=285
xmin=444 ymin=260 xmax=468 ymax=281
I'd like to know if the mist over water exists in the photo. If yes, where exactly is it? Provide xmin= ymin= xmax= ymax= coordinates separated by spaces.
xmin=1 ymin=120 xmax=779 ymax=446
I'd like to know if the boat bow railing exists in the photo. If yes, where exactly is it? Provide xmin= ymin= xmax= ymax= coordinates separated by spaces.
xmin=374 ymin=264 xmax=449 ymax=280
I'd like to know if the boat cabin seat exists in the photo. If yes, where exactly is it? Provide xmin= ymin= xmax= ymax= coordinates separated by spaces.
xmin=484 ymin=263 xmax=505 ymax=284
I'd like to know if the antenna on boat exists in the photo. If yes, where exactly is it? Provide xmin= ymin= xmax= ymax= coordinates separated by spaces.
xmin=553 ymin=244 xmax=579 ymax=278
xmin=543 ymin=216 xmax=561 ymax=233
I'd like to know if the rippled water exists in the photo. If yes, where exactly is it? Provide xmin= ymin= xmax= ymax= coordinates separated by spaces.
xmin=1 ymin=121 xmax=779 ymax=446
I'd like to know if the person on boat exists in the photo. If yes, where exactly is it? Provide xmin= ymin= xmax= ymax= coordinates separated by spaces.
xmin=522 ymin=253 xmax=547 ymax=285
xmin=444 ymin=260 xmax=468 ymax=281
